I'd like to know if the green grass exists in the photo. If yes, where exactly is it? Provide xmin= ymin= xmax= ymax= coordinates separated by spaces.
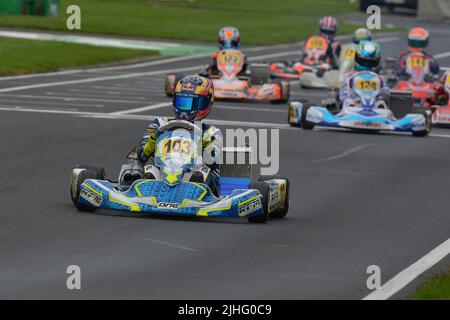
xmin=410 ymin=267 xmax=450 ymax=300
xmin=0 ymin=0 xmax=360 ymax=45
xmin=0 ymin=37 xmax=158 ymax=75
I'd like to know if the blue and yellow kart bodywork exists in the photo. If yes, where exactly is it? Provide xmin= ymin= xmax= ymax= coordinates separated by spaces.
xmin=77 ymin=177 xmax=265 ymax=219
xmin=73 ymin=172 xmax=289 ymax=222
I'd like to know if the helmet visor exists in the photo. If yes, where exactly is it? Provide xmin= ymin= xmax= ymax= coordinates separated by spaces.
xmin=355 ymin=55 xmax=380 ymax=69
xmin=408 ymin=39 xmax=428 ymax=49
xmin=174 ymin=95 xmax=208 ymax=112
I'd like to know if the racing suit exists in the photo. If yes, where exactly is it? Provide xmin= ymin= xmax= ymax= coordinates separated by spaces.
xmin=397 ymin=51 xmax=440 ymax=81
xmin=137 ymin=117 xmax=223 ymax=196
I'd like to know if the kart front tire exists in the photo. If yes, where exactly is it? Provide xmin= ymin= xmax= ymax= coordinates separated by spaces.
xmin=258 ymin=176 xmax=290 ymax=219
xmin=271 ymin=80 xmax=290 ymax=104
xmin=301 ymin=104 xmax=315 ymax=130
xmin=412 ymin=109 xmax=432 ymax=137
xmin=71 ymin=169 xmax=99 ymax=212
xmin=248 ymin=181 xmax=269 ymax=223
xmin=74 ymin=164 xmax=105 ymax=180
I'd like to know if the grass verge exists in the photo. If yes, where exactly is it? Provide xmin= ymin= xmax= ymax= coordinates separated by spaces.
xmin=410 ymin=267 xmax=450 ymax=300
xmin=0 ymin=0 xmax=360 ymax=45
xmin=0 ymin=37 xmax=158 ymax=76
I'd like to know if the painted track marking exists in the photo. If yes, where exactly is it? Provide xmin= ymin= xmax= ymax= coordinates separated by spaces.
xmin=363 ymin=238 xmax=450 ymax=300
xmin=109 ymin=102 xmax=172 ymax=115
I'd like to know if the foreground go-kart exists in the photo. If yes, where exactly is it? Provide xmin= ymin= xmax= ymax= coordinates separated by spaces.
xmin=70 ymin=121 xmax=290 ymax=223
xmin=430 ymin=72 xmax=450 ymax=126
xmin=270 ymin=36 xmax=340 ymax=89
xmin=166 ymin=49 xmax=289 ymax=104
xmin=288 ymin=71 xmax=432 ymax=137
xmin=387 ymin=52 xmax=437 ymax=106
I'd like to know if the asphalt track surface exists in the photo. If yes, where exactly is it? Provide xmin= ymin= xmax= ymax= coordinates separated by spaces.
xmin=0 ymin=28 xmax=449 ymax=299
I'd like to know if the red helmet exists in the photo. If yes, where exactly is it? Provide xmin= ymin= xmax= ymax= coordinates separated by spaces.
xmin=319 ymin=16 xmax=338 ymax=39
xmin=408 ymin=27 xmax=429 ymax=52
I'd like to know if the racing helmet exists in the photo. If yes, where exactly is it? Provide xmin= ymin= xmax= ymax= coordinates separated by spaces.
xmin=353 ymin=28 xmax=372 ymax=44
xmin=218 ymin=26 xmax=240 ymax=50
xmin=319 ymin=16 xmax=338 ymax=39
xmin=408 ymin=27 xmax=429 ymax=52
xmin=173 ymin=76 xmax=214 ymax=121
xmin=355 ymin=40 xmax=381 ymax=71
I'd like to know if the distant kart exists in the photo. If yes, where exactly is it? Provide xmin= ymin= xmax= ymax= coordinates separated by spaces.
xmin=70 ymin=121 xmax=290 ymax=223
xmin=430 ymin=72 xmax=450 ymax=127
xmin=269 ymin=36 xmax=340 ymax=89
xmin=387 ymin=52 xmax=437 ymax=106
xmin=288 ymin=71 xmax=432 ymax=137
xmin=165 ymin=49 xmax=289 ymax=104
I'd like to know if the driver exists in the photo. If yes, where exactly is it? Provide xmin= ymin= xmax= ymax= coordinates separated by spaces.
xmin=397 ymin=27 xmax=440 ymax=81
xmin=302 ymin=16 xmax=342 ymax=69
xmin=137 ymin=75 xmax=222 ymax=195
xmin=207 ymin=26 xmax=248 ymax=76
xmin=339 ymin=41 xmax=389 ymax=105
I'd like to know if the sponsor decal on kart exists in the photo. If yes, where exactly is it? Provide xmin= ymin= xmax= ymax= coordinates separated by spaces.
xmin=269 ymin=185 xmax=281 ymax=212
xmin=352 ymin=120 xmax=382 ymax=129
xmin=80 ymin=188 xmax=103 ymax=207
xmin=238 ymin=198 xmax=262 ymax=217
xmin=157 ymin=202 xmax=181 ymax=210
xmin=406 ymin=54 xmax=427 ymax=69
xmin=433 ymin=111 xmax=450 ymax=124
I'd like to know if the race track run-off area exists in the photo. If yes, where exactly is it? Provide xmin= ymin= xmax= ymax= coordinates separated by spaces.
xmin=0 ymin=30 xmax=449 ymax=299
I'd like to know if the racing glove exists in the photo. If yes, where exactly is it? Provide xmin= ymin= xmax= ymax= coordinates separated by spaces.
xmin=143 ymin=132 xmax=158 ymax=159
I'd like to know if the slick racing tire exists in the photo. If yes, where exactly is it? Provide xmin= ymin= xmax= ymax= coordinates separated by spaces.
xmin=258 ymin=176 xmax=290 ymax=219
xmin=412 ymin=109 xmax=432 ymax=137
xmin=271 ymin=80 xmax=290 ymax=104
xmin=247 ymin=181 xmax=269 ymax=224
xmin=301 ymin=103 xmax=315 ymax=130
xmin=71 ymin=164 xmax=105 ymax=212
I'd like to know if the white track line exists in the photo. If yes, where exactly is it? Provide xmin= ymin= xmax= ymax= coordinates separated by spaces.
xmin=109 ymin=102 xmax=171 ymax=115
xmin=363 ymin=238 xmax=450 ymax=300
xmin=0 ymin=66 xmax=198 ymax=93
xmin=0 ymin=93 xmax=146 ymax=104
xmin=435 ymin=51 xmax=450 ymax=60
xmin=310 ymin=144 xmax=375 ymax=164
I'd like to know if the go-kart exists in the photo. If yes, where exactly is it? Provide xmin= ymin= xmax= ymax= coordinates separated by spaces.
xmin=269 ymin=36 xmax=340 ymax=89
xmin=387 ymin=52 xmax=437 ymax=106
xmin=429 ymin=72 xmax=450 ymax=127
xmin=288 ymin=71 xmax=432 ymax=137
xmin=70 ymin=121 xmax=290 ymax=223
xmin=165 ymin=49 xmax=289 ymax=104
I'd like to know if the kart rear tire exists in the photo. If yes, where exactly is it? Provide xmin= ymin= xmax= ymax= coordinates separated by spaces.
xmin=247 ymin=181 xmax=269 ymax=223
xmin=412 ymin=109 xmax=432 ymax=137
xmin=301 ymin=104 xmax=315 ymax=130
xmin=270 ymin=80 xmax=290 ymax=104
xmin=71 ymin=169 xmax=99 ymax=212
xmin=74 ymin=164 xmax=105 ymax=180
xmin=258 ymin=175 xmax=290 ymax=219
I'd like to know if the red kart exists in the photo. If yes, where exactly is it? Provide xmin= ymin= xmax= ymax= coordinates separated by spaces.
xmin=269 ymin=36 xmax=332 ymax=81
xmin=166 ymin=49 xmax=289 ymax=104
xmin=430 ymin=72 xmax=450 ymax=126
xmin=392 ymin=52 xmax=437 ymax=105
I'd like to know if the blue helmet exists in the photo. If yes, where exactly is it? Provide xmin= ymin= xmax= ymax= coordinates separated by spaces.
xmin=353 ymin=28 xmax=372 ymax=44
xmin=355 ymin=40 xmax=381 ymax=71
xmin=218 ymin=27 xmax=240 ymax=50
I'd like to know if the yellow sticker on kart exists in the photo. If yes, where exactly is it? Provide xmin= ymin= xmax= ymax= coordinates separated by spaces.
xmin=305 ymin=36 xmax=328 ymax=51
xmin=158 ymin=137 xmax=193 ymax=156
xmin=407 ymin=55 xmax=427 ymax=68
xmin=354 ymin=79 xmax=379 ymax=91
xmin=343 ymin=47 xmax=356 ymax=60
xmin=218 ymin=51 xmax=243 ymax=66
